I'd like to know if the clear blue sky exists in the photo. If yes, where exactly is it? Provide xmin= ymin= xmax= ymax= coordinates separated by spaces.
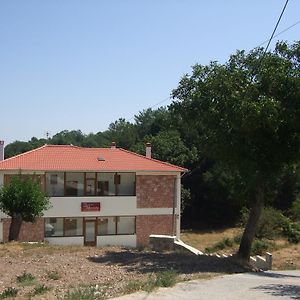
xmin=1 ymin=0 xmax=299 ymax=144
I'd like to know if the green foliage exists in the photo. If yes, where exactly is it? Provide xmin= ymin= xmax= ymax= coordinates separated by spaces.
xmin=242 ymin=207 xmax=300 ymax=243
xmin=155 ymin=270 xmax=177 ymax=288
xmin=0 ymin=175 xmax=50 ymax=223
xmin=251 ymin=239 xmax=275 ymax=255
xmin=16 ymin=272 xmax=35 ymax=285
xmin=125 ymin=270 xmax=177 ymax=294
xmin=290 ymin=198 xmax=300 ymax=221
xmin=0 ymin=287 xmax=18 ymax=299
xmin=242 ymin=207 xmax=289 ymax=239
xmin=46 ymin=270 xmax=61 ymax=280
xmin=31 ymin=284 xmax=51 ymax=296
xmin=61 ymin=285 xmax=106 ymax=300
xmin=282 ymin=222 xmax=300 ymax=244
xmin=205 ymin=237 xmax=234 ymax=253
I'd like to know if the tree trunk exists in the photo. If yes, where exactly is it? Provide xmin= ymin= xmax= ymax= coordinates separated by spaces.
xmin=237 ymin=184 xmax=264 ymax=261
xmin=9 ymin=212 xmax=23 ymax=241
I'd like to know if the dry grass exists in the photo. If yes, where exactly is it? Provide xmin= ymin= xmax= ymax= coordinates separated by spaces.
xmin=181 ymin=227 xmax=242 ymax=253
xmin=181 ymin=227 xmax=300 ymax=270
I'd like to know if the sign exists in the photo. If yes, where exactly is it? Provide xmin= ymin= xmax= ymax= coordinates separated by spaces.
xmin=81 ymin=202 xmax=101 ymax=212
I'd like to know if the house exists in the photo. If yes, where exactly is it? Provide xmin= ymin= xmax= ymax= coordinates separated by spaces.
xmin=0 ymin=141 xmax=186 ymax=247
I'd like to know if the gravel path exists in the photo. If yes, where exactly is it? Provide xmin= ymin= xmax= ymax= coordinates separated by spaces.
xmin=113 ymin=270 xmax=300 ymax=300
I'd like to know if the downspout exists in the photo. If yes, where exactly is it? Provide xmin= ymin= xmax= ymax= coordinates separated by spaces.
xmin=172 ymin=178 xmax=176 ymax=237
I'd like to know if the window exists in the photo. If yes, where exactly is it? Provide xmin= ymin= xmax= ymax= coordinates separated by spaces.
xmin=118 ymin=173 xmax=136 ymax=196
xmin=117 ymin=217 xmax=136 ymax=234
xmin=97 ymin=181 xmax=109 ymax=196
xmin=65 ymin=173 xmax=84 ymax=196
xmin=45 ymin=173 xmax=64 ymax=196
xmin=97 ymin=173 xmax=115 ymax=195
xmin=45 ymin=218 xmax=64 ymax=237
xmin=65 ymin=218 xmax=83 ymax=236
xmin=97 ymin=217 xmax=116 ymax=235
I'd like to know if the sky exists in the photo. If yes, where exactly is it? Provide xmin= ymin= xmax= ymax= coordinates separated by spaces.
xmin=0 ymin=0 xmax=299 ymax=145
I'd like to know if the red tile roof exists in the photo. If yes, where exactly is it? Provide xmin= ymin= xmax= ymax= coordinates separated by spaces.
xmin=0 ymin=145 xmax=187 ymax=172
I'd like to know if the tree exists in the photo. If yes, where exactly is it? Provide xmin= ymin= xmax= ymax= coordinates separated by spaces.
xmin=172 ymin=41 xmax=300 ymax=260
xmin=0 ymin=175 xmax=51 ymax=241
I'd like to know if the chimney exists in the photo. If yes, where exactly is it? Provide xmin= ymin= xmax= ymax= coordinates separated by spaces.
xmin=111 ymin=141 xmax=116 ymax=149
xmin=0 ymin=140 xmax=4 ymax=161
xmin=146 ymin=142 xmax=151 ymax=158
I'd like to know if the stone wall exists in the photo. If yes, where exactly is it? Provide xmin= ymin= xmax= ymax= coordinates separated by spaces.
xmin=136 ymin=175 xmax=175 ymax=208
xmin=2 ymin=218 xmax=44 ymax=242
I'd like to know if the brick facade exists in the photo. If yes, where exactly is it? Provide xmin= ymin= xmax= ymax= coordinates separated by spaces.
xmin=136 ymin=175 xmax=175 ymax=208
xmin=2 ymin=218 xmax=44 ymax=242
xmin=136 ymin=215 xmax=173 ymax=246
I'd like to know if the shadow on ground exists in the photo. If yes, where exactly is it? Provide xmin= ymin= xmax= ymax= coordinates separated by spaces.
xmin=249 ymin=271 xmax=300 ymax=279
xmin=87 ymin=249 xmax=249 ymax=275
xmin=253 ymin=284 xmax=300 ymax=299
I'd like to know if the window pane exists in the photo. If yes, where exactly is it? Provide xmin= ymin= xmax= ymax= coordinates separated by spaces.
xmin=97 ymin=173 xmax=115 ymax=196
xmin=66 ymin=173 xmax=84 ymax=196
xmin=97 ymin=217 xmax=116 ymax=235
xmin=118 ymin=173 xmax=135 ymax=196
xmin=65 ymin=218 xmax=83 ymax=236
xmin=117 ymin=217 xmax=135 ymax=234
xmin=45 ymin=218 xmax=64 ymax=237
xmin=45 ymin=172 xmax=64 ymax=196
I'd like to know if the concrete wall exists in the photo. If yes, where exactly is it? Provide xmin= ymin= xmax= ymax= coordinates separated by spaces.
xmin=97 ymin=235 xmax=136 ymax=247
xmin=45 ymin=236 xmax=84 ymax=246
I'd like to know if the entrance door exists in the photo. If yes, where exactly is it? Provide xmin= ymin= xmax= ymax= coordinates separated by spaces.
xmin=84 ymin=220 xmax=97 ymax=246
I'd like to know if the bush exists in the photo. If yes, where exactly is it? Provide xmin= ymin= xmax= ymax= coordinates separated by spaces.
xmin=155 ymin=270 xmax=177 ymax=288
xmin=0 ymin=287 xmax=18 ymax=299
xmin=32 ymin=284 xmax=51 ymax=296
xmin=290 ymin=198 xmax=300 ymax=221
xmin=61 ymin=285 xmax=106 ymax=300
xmin=251 ymin=239 xmax=275 ymax=255
xmin=242 ymin=207 xmax=289 ymax=239
xmin=282 ymin=222 xmax=300 ymax=243
xmin=16 ymin=272 xmax=35 ymax=285
xmin=46 ymin=270 xmax=61 ymax=280
xmin=205 ymin=237 xmax=234 ymax=253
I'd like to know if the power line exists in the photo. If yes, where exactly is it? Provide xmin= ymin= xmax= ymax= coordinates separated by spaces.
xmin=127 ymin=1 xmax=294 ymax=124
xmin=263 ymin=0 xmax=290 ymax=55
xmin=127 ymin=96 xmax=171 ymax=122
xmin=257 ymin=20 xmax=300 ymax=48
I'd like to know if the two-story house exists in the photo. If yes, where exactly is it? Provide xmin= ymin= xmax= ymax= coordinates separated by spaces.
xmin=0 ymin=141 xmax=186 ymax=247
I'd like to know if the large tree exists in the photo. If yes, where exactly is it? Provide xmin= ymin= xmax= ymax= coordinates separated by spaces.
xmin=0 ymin=175 xmax=50 ymax=241
xmin=172 ymin=41 xmax=300 ymax=260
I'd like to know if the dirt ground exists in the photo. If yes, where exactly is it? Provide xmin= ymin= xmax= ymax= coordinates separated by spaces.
xmin=0 ymin=242 xmax=247 ymax=299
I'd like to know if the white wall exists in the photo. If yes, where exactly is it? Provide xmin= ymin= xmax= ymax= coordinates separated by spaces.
xmin=97 ymin=235 xmax=136 ymax=247
xmin=45 ymin=236 xmax=84 ymax=246
xmin=45 ymin=196 xmax=173 ymax=217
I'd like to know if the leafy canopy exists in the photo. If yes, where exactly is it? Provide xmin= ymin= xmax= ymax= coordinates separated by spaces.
xmin=0 ymin=175 xmax=50 ymax=222
xmin=172 ymin=41 xmax=300 ymax=184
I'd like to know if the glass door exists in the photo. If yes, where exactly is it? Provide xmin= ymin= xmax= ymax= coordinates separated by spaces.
xmin=84 ymin=220 xmax=96 ymax=246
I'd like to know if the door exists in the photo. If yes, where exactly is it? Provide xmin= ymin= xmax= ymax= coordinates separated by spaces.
xmin=84 ymin=220 xmax=97 ymax=246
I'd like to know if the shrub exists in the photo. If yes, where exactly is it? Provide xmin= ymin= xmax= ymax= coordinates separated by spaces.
xmin=61 ymin=285 xmax=105 ymax=300
xmin=47 ymin=270 xmax=61 ymax=280
xmin=32 ymin=284 xmax=51 ymax=296
xmin=0 ymin=287 xmax=18 ymax=299
xmin=290 ymin=198 xmax=300 ymax=221
xmin=16 ymin=272 xmax=35 ymax=285
xmin=251 ymin=239 xmax=275 ymax=255
xmin=155 ymin=270 xmax=177 ymax=288
xmin=242 ymin=207 xmax=289 ymax=239
xmin=282 ymin=222 xmax=300 ymax=243
xmin=205 ymin=237 xmax=234 ymax=253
